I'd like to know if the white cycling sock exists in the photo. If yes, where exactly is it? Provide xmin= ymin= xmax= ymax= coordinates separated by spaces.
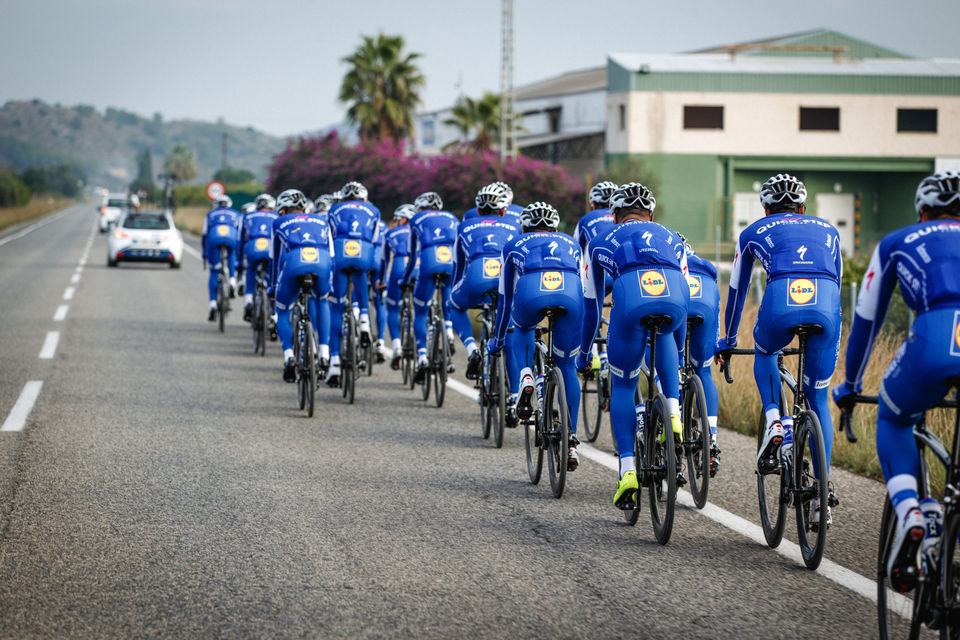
xmin=765 ymin=408 xmax=781 ymax=429
xmin=667 ymin=397 xmax=680 ymax=418
xmin=244 ymin=293 xmax=253 ymax=305
xmin=209 ymin=300 xmax=217 ymax=310
xmin=283 ymin=348 xmax=294 ymax=361
xmin=466 ymin=342 xmax=478 ymax=357
xmin=392 ymin=338 xmax=401 ymax=352
xmin=619 ymin=455 xmax=636 ymax=477
xmin=330 ymin=355 xmax=340 ymax=367
xmin=708 ymin=415 xmax=718 ymax=436
xmin=319 ymin=344 xmax=330 ymax=360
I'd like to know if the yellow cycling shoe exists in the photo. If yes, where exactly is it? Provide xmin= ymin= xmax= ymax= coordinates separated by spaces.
xmin=613 ymin=471 xmax=639 ymax=510
xmin=591 ymin=354 xmax=601 ymax=371
xmin=671 ymin=414 xmax=683 ymax=436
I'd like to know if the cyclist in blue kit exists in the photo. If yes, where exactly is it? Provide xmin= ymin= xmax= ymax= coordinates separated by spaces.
xmin=716 ymin=173 xmax=842 ymax=526
xmin=450 ymin=183 xmax=521 ymax=379
xmin=201 ymin=195 xmax=241 ymax=321
xmin=462 ymin=181 xmax=523 ymax=223
xmin=833 ymin=171 xmax=960 ymax=590
xmin=269 ymin=189 xmax=333 ymax=382
xmin=488 ymin=202 xmax=583 ymax=470
xmin=576 ymin=183 xmax=688 ymax=508
xmin=369 ymin=216 xmax=389 ymax=363
xmin=403 ymin=191 xmax=459 ymax=384
xmin=242 ymin=193 xmax=278 ymax=322
xmin=377 ymin=204 xmax=417 ymax=370
xmin=327 ymin=181 xmax=381 ymax=386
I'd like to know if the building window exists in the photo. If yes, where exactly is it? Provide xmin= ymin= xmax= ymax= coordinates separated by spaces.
xmin=897 ymin=108 xmax=937 ymax=133
xmin=799 ymin=107 xmax=840 ymax=131
xmin=683 ymin=105 xmax=724 ymax=129
xmin=547 ymin=107 xmax=561 ymax=134
xmin=618 ymin=104 xmax=625 ymax=131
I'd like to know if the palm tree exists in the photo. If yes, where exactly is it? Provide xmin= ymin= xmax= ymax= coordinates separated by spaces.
xmin=443 ymin=92 xmax=501 ymax=151
xmin=339 ymin=34 xmax=425 ymax=142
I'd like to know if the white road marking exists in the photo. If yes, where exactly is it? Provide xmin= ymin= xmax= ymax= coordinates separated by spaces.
xmin=38 ymin=331 xmax=60 ymax=359
xmin=53 ymin=305 xmax=68 ymax=321
xmin=75 ymin=266 xmax=83 ymax=274
xmin=445 ymin=377 xmax=912 ymax=619
xmin=63 ymin=286 xmax=75 ymax=300
xmin=182 ymin=243 xmax=203 ymax=260
xmin=2 ymin=381 xmax=43 ymax=432
xmin=0 ymin=208 xmax=73 ymax=249
xmin=71 ymin=273 xmax=80 ymax=283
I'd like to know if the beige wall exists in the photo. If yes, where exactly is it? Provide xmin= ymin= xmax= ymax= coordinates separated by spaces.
xmin=607 ymin=91 xmax=960 ymax=157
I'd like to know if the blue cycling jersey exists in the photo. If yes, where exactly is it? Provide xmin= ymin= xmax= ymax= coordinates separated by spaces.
xmin=201 ymin=207 xmax=242 ymax=252
xmin=462 ymin=205 xmax=524 ymax=224
xmin=724 ymin=213 xmax=842 ymax=342
xmin=328 ymin=200 xmax=382 ymax=243
xmin=270 ymin=214 xmax=333 ymax=289
xmin=452 ymin=215 xmax=522 ymax=284
xmin=402 ymin=209 xmax=459 ymax=284
xmin=573 ymin=208 xmax=614 ymax=257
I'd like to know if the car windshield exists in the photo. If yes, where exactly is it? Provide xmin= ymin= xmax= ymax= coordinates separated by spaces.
xmin=123 ymin=215 xmax=169 ymax=230
xmin=107 ymin=199 xmax=129 ymax=208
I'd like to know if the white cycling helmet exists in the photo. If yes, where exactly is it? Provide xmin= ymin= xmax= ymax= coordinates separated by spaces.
xmin=760 ymin=173 xmax=807 ymax=209
xmin=129 ymin=194 xmax=141 ymax=209
xmin=915 ymin=171 xmax=960 ymax=215
xmin=609 ymin=182 xmax=656 ymax=219
xmin=393 ymin=203 xmax=416 ymax=221
xmin=214 ymin=195 xmax=233 ymax=209
xmin=414 ymin=191 xmax=443 ymax=211
xmin=254 ymin=193 xmax=276 ymax=210
xmin=492 ymin=181 xmax=513 ymax=206
xmin=275 ymin=189 xmax=308 ymax=213
xmin=475 ymin=183 xmax=507 ymax=212
xmin=520 ymin=201 xmax=560 ymax=230
xmin=589 ymin=181 xmax=618 ymax=207
xmin=241 ymin=202 xmax=256 ymax=214
xmin=341 ymin=181 xmax=368 ymax=201
xmin=304 ymin=200 xmax=315 ymax=213
xmin=314 ymin=194 xmax=336 ymax=212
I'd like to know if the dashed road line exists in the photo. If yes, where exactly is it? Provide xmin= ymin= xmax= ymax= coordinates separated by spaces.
xmin=53 ymin=305 xmax=68 ymax=321
xmin=38 ymin=331 xmax=60 ymax=360
xmin=444 ymin=376 xmax=910 ymax=619
xmin=0 ymin=208 xmax=74 ymax=249
xmin=63 ymin=286 xmax=75 ymax=300
xmin=70 ymin=273 xmax=80 ymax=284
xmin=182 ymin=243 xmax=203 ymax=260
xmin=2 ymin=381 xmax=43 ymax=432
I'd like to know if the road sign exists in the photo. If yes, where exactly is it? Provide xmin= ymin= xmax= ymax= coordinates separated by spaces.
xmin=206 ymin=181 xmax=226 ymax=201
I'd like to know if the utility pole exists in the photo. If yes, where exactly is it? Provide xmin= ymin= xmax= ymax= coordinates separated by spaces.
xmin=220 ymin=131 xmax=227 ymax=174
xmin=499 ymin=0 xmax=516 ymax=163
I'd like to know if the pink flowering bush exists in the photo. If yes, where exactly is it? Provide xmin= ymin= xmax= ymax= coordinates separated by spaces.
xmin=268 ymin=133 xmax=585 ymax=223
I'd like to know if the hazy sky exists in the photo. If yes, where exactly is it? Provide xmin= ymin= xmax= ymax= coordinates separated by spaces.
xmin=2 ymin=0 xmax=958 ymax=137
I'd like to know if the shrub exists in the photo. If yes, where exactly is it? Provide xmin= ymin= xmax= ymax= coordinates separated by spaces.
xmin=0 ymin=167 xmax=30 ymax=207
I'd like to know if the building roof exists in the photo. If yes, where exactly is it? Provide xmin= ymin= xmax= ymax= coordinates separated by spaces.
xmin=514 ymin=66 xmax=605 ymax=100
xmin=689 ymin=29 xmax=911 ymax=60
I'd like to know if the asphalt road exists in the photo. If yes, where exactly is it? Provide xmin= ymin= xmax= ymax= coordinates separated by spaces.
xmin=0 ymin=205 xmax=905 ymax=638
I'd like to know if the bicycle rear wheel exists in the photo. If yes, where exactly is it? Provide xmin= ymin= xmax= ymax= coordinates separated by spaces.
xmin=364 ymin=337 xmax=374 ymax=377
xmin=795 ymin=409 xmax=829 ymax=570
xmin=421 ymin=315 xmax=433 ymax=401
xmin=939 ymin=509 xmax=960 ymax=637
xmin=683 ymin=374 xmax=711 ymax=509
xmin=624 ymin=422 xmax=641 ymax=526
xmin=254 ymin=290 xmax=267 ymax=355
xmin=492 ymin=353 xmax=506 ymax=449
xmin=545 ymin=367 xmax=569 ymax=499
xmin=525 ymin=349 xmax=545 ymax=484
xmin=433 ymin=318 xmax=448 ymax=408
xmin=646 ymin=394 xmax=676 ymax=545
xmin=217 ymin=277 xmax=227 ymax=334
xmin=877 ymin=497 xmax=927 ymax=639
xmin=304 ymin=320 xmax=316 ymax=417
xmin=296 ymin=316 xmax=307 ymax=411
xmin=580 ymin=371 xmax=603 ymax=443
xmin=757 ymin=389 xmax=788 ymax=548
xmin=479 ymin=326 xmax=492 ymax=440
xmin=401 ymin=303 xmax=414 ymax=386
xmin=341 ymin=314 xmax=356 ymax=404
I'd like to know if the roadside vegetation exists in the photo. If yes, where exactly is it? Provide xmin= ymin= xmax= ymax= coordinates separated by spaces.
xmin=0 ymin=197 xmax=72 ymax=233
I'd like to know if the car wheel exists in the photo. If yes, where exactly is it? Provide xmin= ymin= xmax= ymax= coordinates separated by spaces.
xmin=107 ymin=257 xmax=118 ymax=267
xmin=170 ymin=261 xmax=181 ymax=269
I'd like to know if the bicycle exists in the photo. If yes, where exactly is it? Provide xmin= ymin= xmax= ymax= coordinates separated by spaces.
xmin=251 ymin=260 xmax=269 ymax=356
xmin=681 ymin=315 xmax=712 ymax=509
xmin=475 ymin=291 xmax=507 ymax=448
xmin=421 ymin=273 xmax=450 ymax=408
xmin=290 ymin=273 xmax=319 ymax=417
xmin=580 ymin=311 xmax=611 ymax=443
xmin=840 ymin=387 xmax=959 ymax=638
xmin=339 ymin=266 xmax=368 ymax=405
xmin=215 ymin=245 xmax=232 ymax=333
xmin=522 ymin=308 xmax=573 ymax=499
xmin=720 ymin=324 xmax=835 ymax=570
xmin=399 ymin=285 xmax=416 ymax=388
xmin=618 ymin=315 xmax=677 ymax=545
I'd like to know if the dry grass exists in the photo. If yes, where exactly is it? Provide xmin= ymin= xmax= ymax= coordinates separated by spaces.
xmin=0 ymin=197 xmax=73 ymax=233
xmin=716 ymin=293 xmax=956 ymax=484
xmin=174 ymin=206 xmax=207 ymax=236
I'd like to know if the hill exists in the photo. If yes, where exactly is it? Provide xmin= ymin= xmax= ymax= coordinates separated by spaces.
xmin=0 ymin=100 xmax=287 ymax=190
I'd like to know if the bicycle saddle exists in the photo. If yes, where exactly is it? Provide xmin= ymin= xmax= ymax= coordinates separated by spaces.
xmin=789 ymin=324 xmax=824 ymax=337
xmin=643 ymin=314 xmax=672 ymax=329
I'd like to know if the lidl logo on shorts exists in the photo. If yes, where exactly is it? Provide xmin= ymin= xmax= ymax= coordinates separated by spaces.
xmin=254 ymin=237 xmax=269 ymax=251
xmin=639 ymin=270 xmax=667 ymax=297
xmin=216 ymin=224 xmax=230 ymax=236
xmin=687 ymin=275 xmax=702 ymax=298
xmin=952 ymin=311 xmax=960 ymax=357
xmin=301 ymin=247 xmax=319 ymax=263
xmin=540 ymin=271 xmax=563 ymax=291
xmin=344 ymin=240 xmax=361 ymax=257
xmin=436 ymin=246 xmax=452 ymax=263
xmin=483 ymin=257 xmax=502 ymax=278
xmin=788 ymin=278 xmax=817 ymax=306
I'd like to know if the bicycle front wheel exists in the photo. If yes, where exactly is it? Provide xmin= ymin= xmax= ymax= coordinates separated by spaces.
xmin=492 ymin=352 xmax=506 ymax=449
xmin=296 ymin=317 xmax=307 ymax=411
xmin=304 ymin=320 xmax=316 ymax=417
xmin=544 ymin=366 xmax=569 ymax=499
xmin=795 ymin=409 xmax=829 ymax=570
xmin=646 ymin=394 xmax=676 ymax=545
xmin=341 ymin=315 xmax=356 ymax=404
xmin=757 ymin=388 xmax=788 ymax=549
xmin=254 ymin=290 xmax=267 ymax=355
xmin=683 ymin=374 xmax=711 ymax=509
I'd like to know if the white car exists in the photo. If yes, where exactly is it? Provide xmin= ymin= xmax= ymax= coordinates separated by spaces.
xmin=98 ymin=193 xmax=135 ymax=232
xmin=107 ymin=210 xmax=183 ymax=268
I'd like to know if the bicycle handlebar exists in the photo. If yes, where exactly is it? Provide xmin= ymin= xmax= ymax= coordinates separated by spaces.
xmin=718 ymin=348 xmax=754 ymax=384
